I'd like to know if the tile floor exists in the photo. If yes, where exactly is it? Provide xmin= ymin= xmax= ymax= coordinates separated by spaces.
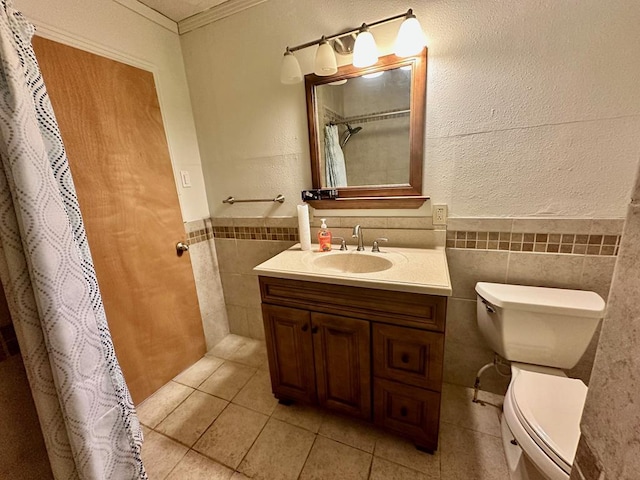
xmin=138 ymin=334 xmax=510 ymax=480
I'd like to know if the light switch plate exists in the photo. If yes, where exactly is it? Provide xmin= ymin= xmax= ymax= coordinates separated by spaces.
xmin=433 ymin=204 xmax=447 ymax=225
xmin=180 ymin=170 xmax=192 ymax=188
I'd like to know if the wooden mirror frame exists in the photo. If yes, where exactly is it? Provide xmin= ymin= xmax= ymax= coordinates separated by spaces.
xmin=304 ymin=48 xmax=428 ymax=209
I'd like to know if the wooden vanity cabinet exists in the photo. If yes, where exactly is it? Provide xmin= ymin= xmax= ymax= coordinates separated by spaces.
xmin=259 ymin=276 xmax=447 ymax=451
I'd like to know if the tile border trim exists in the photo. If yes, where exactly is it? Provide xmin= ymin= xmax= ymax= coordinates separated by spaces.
xmin=446 ymin=231 xmax=620 ymax=256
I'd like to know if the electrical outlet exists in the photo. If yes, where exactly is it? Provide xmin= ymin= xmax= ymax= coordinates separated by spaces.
xmin=433 ymin=204 xmax=447 ymax=225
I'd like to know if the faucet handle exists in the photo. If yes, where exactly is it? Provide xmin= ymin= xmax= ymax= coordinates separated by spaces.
xmin=333 ymin=236 xmax=348 ymax=251
xmin=372 ymin=237 xmax=388 ymax=253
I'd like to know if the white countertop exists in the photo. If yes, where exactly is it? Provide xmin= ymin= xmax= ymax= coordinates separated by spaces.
xmin=253 ymin=244 xmax=452 ymax=296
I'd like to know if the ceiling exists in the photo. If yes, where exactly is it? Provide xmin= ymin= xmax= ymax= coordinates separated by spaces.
xmin=137 ymin=0 xmax=230 ymax=22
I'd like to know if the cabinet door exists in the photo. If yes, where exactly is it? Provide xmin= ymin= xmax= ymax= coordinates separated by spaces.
xmin=262 ymin=304 xmax=316 ymax=403
xmin=311 ymin=313 xmax=371 ymax=419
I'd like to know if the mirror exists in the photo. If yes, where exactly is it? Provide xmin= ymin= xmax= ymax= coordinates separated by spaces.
xmin=305 ymin=49 xmax=427 ymax=208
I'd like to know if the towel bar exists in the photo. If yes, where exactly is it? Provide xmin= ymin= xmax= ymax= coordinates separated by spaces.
xmin=222 ymin=194 xmax=285 ymax=205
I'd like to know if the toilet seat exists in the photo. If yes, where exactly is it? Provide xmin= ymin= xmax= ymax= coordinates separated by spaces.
xmin=505 ymin=370 xmax=587 ymax=478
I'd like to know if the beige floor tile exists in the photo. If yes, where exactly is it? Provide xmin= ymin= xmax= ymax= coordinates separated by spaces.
xmin=440 ymin=383 xmax=503 ymax=438
xmin=141 ymin=431 xmax=188 ymax=480
xmin=193 ymin=403 xmax=268 ymax=469
xmin=230 ymin=473 xmax=251 ymax=480
xmin=318 ymin=413 xmax=378 ymax=453
xmin=374 ymin=432 xmax=440 ymax=475
xmin=173 ymin=356 xmax=225 ymax=388
xmin=232 ymin=369 xmax=278 ymax=415
xmin=440 ymin=422 xmax=509 ymax=480
xmin=272 ymin=402 xmax=325 ymax=433
xmin=165 ymin=450 xmax=234 ymax=480
xmin=156 ymin=390 xmax=229 ymax=446
xmin=299 ymin=436 xmax=372 ymax=480
xmin=369 ymin=457 xmax=436 ymax=480
xmin=198 ymin=361 xmax=257 ymax=400
xmin=238 ymin=418 xmax=316 ymax=480
xmin=137 ymin=381 xmax=194 ymax=428
xmin=227 ymin=339 xmax=268 ymax=368
xmin=209 ymin=334 xmax=248 ymax=359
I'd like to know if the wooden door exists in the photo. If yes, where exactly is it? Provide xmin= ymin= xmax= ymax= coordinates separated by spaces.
xmin=262 ymin=304 xmax=316 ymax=403
xmin=311 ymin=313 xmax=371 ymax=419
xmin=32 ymin=37 xmax=206 ymax=403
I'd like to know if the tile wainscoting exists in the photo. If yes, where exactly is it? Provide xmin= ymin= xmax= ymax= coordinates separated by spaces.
xmin=445 ymin=217 xmax=623 ymax=394
xmin=202 ymin=215 xmax=622 ymax=397
xmin=184 ymin=219 xmax=229 ymax=350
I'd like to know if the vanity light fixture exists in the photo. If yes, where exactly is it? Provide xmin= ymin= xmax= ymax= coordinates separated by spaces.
xmin=280 ymin=47 xmax=303 ymax=84
xmin=280 ymin=8 xmax=426 ymax=85
xmin=352 ymin=24 xmax=378 ymax=67
xmin=314 ymin=36 xmax=338 ymax=76
xmin=394 ymin=9 xmax=427 ymax=57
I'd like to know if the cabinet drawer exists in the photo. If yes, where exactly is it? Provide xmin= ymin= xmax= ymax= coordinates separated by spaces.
xmin=259 ymin=276 xmax=446 ymax=332
xmin=373 ymin=324 xmax=444 ymax=391
xmin=374 ymin=378 xmax=440 ymax=451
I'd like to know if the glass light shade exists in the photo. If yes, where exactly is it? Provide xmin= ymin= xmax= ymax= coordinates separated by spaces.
xmin=280 ymin=50 xmax=303 ymax=84
xmin=353 ymin=28 xmax=378 ymax=67
xmin=314 ymin=39 xmax=338 ymax=76
xmin=394 ymin=15 xmax=426 ymax=57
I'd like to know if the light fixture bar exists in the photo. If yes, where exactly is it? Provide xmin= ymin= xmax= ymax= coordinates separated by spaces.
xmin=287 ymin=10 xmax=411 ymax=53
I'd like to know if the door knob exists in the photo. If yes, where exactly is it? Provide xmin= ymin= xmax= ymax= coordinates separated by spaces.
xmin=176 ymin=241 xmax=190 ymax=255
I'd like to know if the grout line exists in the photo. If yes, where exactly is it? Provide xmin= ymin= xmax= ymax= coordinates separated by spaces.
xmin=296 ymin=433 xmax=319 ymax=480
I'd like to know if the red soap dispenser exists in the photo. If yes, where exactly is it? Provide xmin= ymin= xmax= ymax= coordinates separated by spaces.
xmin=318 ymin=218 xmax=332 ymax=251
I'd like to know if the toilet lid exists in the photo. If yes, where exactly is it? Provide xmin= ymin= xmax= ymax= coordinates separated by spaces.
xmin=511 ymin=370 xmax=587 ymax=473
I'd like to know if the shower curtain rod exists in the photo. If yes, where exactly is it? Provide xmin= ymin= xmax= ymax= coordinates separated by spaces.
xmin=328 ymin=108 xmax=410 ymax=126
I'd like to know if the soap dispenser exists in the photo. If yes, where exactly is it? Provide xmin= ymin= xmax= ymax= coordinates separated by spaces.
xmin=318 ymin=218 xmax=332 ymax=252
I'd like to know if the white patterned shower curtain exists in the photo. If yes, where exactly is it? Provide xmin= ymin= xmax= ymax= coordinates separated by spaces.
xmin=0 ymin=2 xmax=146 ymax=479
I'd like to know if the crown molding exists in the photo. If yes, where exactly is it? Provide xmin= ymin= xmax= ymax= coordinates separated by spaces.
xmin=178 ymin=0 xmax=267 ymax=35
xmin=113 ymin=0 xmax=179 ymax=34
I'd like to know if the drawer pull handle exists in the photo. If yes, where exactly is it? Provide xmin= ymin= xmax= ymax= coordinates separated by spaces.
xmin=401 ymin=354 xmax=410 ymax=363
xmin=311 ymin=326 xmax=318 ymax=334
xmin=301 ymin=324 xmax=309 ymax=332
xmin=400 ymin=407 xmax=408 ymax=417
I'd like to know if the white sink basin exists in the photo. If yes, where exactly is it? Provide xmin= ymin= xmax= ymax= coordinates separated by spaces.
xmin=253 ymin=244 xmax=452 ymax=296
xmin=311 ymin=252 xmax=394 ymax=274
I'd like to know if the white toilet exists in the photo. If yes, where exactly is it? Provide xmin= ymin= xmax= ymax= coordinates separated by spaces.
xmin=475 ymin=282 xmax=605 ymax=480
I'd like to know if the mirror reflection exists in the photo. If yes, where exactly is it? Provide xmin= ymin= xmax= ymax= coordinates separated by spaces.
xmin=316 ymin=66 xmax=412 ymax=188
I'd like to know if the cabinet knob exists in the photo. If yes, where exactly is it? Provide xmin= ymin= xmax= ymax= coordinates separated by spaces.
xmin=400 ymin=407 xmax=408 ymax=417
xmin=401 ymin=353 xmax=410 ymax=364
xmin=302 ymin=324 xmax=309 ymax=332
xmin=311 ymin=326 xmax=318 ymax=334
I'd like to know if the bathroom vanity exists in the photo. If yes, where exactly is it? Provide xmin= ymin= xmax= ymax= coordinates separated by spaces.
xmin=254 ymin=246 xmax=452 ymax=451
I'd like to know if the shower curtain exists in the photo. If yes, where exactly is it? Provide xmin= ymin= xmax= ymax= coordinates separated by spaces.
xmin=0 ymin=2 xmax=146 ymax=479
xmin=324 ymin=124 xmax=348 ymax=187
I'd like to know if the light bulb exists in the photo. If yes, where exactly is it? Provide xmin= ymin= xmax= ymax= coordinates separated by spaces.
xmin=280 ymin=48 xmax=302 ymax=84
xmin=394 ymin=9 xmax=426 ymax=57
xmin=353 ymin=24 xmax=378 ymax=68
xmin=314 ymin=37 xmax=338 ymax=76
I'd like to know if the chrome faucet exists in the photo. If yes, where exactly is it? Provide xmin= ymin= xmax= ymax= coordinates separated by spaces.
xmin=352 ymin=225 xmax=365 ymax=251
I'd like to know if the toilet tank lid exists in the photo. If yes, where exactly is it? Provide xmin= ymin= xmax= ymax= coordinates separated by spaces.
xmin=475 ymin=282 xmax=605 ymax=317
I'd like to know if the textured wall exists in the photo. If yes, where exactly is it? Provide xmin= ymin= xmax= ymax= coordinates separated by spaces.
xmin=181 ymin=0 xmax=640 ymax=218
xmin=16 ymin=0 xmax=210 ymax=222
xmin=571 ymin=171 xmax=640 ymax=479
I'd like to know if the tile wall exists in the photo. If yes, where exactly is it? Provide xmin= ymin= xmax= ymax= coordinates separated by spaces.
xmin=208 ymin=214 xmax=622 ymax=396
xmin=184 ymin=219 xmax=229 ymax=350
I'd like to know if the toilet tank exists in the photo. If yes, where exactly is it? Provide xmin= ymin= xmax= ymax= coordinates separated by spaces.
xmin=475 ymin=282 xmax=605 ymax=369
